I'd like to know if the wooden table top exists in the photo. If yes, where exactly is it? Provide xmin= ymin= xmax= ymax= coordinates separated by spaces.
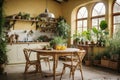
xmin=30 ymin=48 xmax=85 ymax=53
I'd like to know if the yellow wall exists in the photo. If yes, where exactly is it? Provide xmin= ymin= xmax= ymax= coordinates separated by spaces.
xmin=4 ymin=0 xmax=62 ymax=30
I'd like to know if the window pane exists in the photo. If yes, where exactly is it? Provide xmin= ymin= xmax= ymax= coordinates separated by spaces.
xmin=83 ymin=20 xmax=87 ymax=27
xmin=77 ymin=7 xmax=88 ymax=19
xmin=99 ymin=18 xmax=105 ymax=24
xmin=77 ymin=7 xmax=88 ymax=33
xmin=83 ymin=27 xmax=87 ymax=31
xmin=114 ymin=15 xmax=120 ymax=24
xmin=113 ymin=24 xmax=120 ymax=38
xmin=77 ymin=20 xmax=87 ymax=33
xmin=113 ymin=0 xmax=120 ymax=36
xmin=92 ymin=3 xmax=105 ymax=16
xmin=92 ymin=18 xmax=105 ymax=29
xmin=92 ymin=19 xmax=98 ymax=27
xmin=77 ymin=21 xmax=82 ymax=28
xmin=113 ymin=0 xmax=120 ymax=13
xmin=77 ymin=28 xmax=82 ymax=33
xmin=113 ymin=25 xmax=117 ymax=35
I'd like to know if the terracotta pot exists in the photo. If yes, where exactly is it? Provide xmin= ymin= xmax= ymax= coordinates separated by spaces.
xmin=94 ymin=60 xmax=101 ymax=65
xmin=109 ymin=61 xmax=118 ymax=70
xmin=101 ymin=59 xmax=110 ymax=67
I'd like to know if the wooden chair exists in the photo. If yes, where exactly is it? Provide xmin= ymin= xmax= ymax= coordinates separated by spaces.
xmin=38 ymin=55 xmax=51 ymax=71
xmin=60 ymin=50 xmax=86 ymax=80
xmin=23 ymin=48 xmax=51 ymax=74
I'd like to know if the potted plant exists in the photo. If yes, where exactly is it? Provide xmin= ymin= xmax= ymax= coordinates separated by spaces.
xmin=49 ymin=37 xmax=66 ymax=50
xmin=84 ymin=52 xmax=93 ymax=66
xmin=92 ymin=20 xmax=109 ymax=46
xmin=100 ymin=49 xmax=110 ymax=67
xmin=107 ymin=26 xmax=120 ymax=70
xmin=37 ymin=35 xmax=49 ymax=42
xmin=93 ymin=53 xmax=102 ymax=66
xmin=15 ymin=12 xmax=22 ymax=19
xmin=92 ymin=27 xmax=100 ymax=45
xmin=0 ymin=0 xmax=8 ymax=74
xmin=81 ymin=30 xmax=91 ymax=45
xmin=21 ymin=12 xmax=30 ymax=20
xmin=99 ymin=20 xmax=109 ymax=46
xmin=72 ymin=31 xmax=81 ymax=45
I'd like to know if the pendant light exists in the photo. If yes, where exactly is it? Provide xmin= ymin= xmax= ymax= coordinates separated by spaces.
xmin=39 ymin=0 xmax=55 ymax=19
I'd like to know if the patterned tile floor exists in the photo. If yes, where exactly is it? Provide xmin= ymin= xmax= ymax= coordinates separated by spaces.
xmin=0 ymin=61 xmax=120 ymax=80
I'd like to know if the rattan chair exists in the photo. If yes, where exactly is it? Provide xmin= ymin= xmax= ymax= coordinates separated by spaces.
xmin=23 ymin=48 xmax=51 ymax=74
xmin=60 ymin=50 xmax=86 ymax=80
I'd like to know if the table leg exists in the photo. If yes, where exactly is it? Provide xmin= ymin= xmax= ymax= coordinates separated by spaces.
xmin=53 ymin=55 xmax=57 ymax=80
xmin=37 ymin=53 xmax=42 ymax=76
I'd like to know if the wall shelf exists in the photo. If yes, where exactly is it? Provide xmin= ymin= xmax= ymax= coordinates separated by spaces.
xmin=5 ymin=17 xmax=57 ymax=32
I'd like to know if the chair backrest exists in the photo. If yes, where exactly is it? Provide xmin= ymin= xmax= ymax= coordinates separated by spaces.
xmin=75 ymin=50 xmax=86 ymax=63
xmin=68 ymin=50 xmax=86 ymax=66
xmin=23 ymin=48 xmax=31 ymax=62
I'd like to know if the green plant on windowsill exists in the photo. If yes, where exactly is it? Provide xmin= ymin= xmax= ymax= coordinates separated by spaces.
xmin=92 ymin=20 xmax=109 ymax=46
xmin=81 ymin=30 xmax=92 ymax=45
xmin=99 ymin=20 xmax=109 ymax=46
xmin=72 ymin=31 xmax=81 ymax=45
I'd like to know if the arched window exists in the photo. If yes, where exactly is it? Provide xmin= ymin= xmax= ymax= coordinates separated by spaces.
xmin=113 ymin=0 xmax=120 ymax=36
xmin=77 ymin=7 xmax=88 ymax=33
xmin=92 ymin=3 xmax=106 ymax=29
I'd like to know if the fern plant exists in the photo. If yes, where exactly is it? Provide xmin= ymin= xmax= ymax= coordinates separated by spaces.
xmin=55 ymin=17 xmax=70 ymax=39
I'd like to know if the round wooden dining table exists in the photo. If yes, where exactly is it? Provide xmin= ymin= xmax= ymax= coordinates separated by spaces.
xmin=30 ymin=48 xmax=85 ymax=80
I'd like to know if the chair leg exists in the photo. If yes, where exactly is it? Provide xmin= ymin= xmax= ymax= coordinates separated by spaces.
xmin=47 ymin=58 xmax=51 ymax=71
xmin=72 ymin=72 xmax=75 ymax=80
xmin=56 ymin=60 xmax=58 ymax=68
xmin=36 ymin=65 xmax=38 ymax=72
xmin=69 ymin=69 xmax=72 ymax=78
xmin=24 ymin=64 xmax=29 ymax=74
xmin=79 ymin=65 xmax=84 ymax=80
xmin=38 ymin=61 xmax=43 ymax=77
xmin=71 ymin=68 xmax=75 ymax=80
xmin=44 ymin=58 xmax=48 ymax=66
xmin=60 ymin=65 xmax=66 ymax=80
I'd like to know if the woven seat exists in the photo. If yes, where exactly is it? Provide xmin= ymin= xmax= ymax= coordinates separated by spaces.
xmin=60 ymin=50 xmax=86 ymax=80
